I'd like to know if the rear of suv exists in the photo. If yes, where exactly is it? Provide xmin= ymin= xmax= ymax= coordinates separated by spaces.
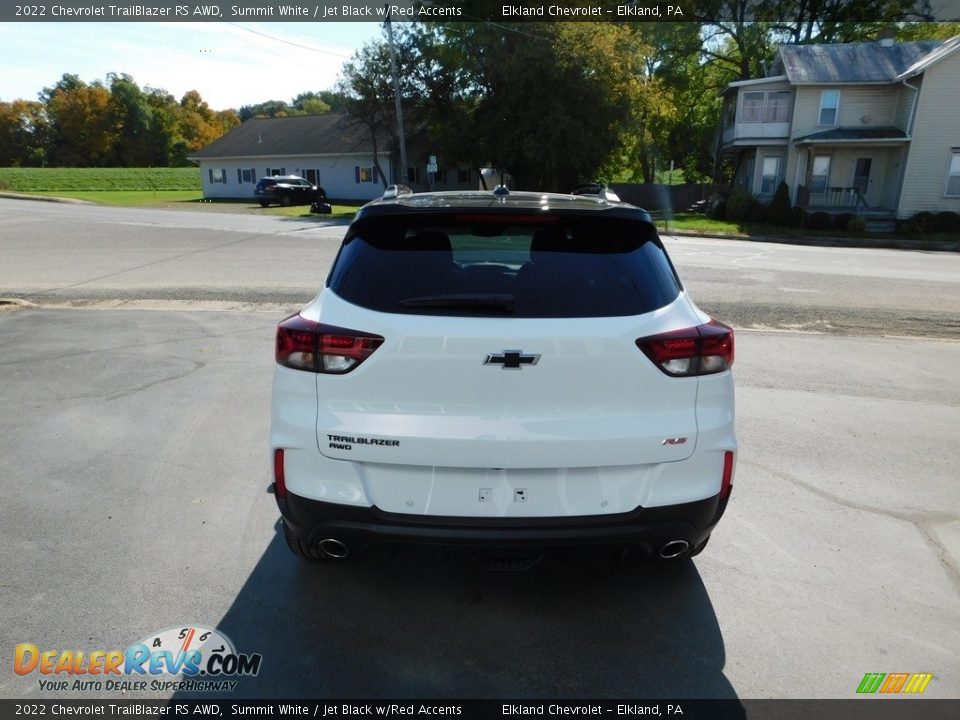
xmin=254 ymin=175 xmax=323 ymax=207
xmin=270 ymin=189 xmax=736 ymax=563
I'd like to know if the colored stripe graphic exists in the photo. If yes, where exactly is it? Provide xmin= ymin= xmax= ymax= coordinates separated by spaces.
xmin=857 ymin=673 xmax=885 ymax=694
xmin=903 ymin=673 xmax=933 ymax=694
xmin=880 ymin=673 xmax=909 ymax=693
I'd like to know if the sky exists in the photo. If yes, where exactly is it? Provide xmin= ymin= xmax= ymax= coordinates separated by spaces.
xmin=0 ymin=22 xmax=384 ymax=110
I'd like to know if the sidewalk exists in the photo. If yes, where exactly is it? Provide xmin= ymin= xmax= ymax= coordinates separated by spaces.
xmin=660 ymin=226 xmax=960 ymax=253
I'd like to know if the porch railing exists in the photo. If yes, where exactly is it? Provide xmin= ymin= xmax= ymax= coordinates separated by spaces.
xmin=799 ymin=186 xmax=868 ymax=215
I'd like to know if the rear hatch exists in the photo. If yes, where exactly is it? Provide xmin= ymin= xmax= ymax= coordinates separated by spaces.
xmin=311 ymin=211 xmax=700 ymax=469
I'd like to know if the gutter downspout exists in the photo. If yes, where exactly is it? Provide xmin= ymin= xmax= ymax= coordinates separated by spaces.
xmin=893 ymin=78 xmax=921 ymax=217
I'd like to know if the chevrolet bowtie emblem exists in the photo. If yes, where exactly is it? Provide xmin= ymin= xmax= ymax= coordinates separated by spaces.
xmin=483 ymin=350 xmax=541 ymax=369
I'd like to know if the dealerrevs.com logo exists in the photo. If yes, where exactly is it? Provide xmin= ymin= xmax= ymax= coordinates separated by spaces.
xmin=14 ymin=626 xmax=262 ymax=693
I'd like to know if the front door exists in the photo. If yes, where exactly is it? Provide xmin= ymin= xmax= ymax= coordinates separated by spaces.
xmin=853 ymin=158 xmax=872 ymax=199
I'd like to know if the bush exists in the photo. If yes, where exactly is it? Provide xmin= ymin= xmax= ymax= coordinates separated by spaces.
xmin=933 ymin=211 xmax=960 ymax=232
xmin=726 ymin=186 xmax=756 ymax=223
xmin=806 ymin=211 xmax=832 ymax=230
xmin=901 ymin=211 xmax=937 ymax=234
xmin=788 ymin=206 xmax=805 ymax=228
xmin=847 ymin=216 xmax=866 ymax=233
xmin=833 ymin=213 xmax=855 ymax=231
xmin=709 ymin=199 xmax=727 ymax=221
xmin=766 ymin=181 xmax=792 ymax=226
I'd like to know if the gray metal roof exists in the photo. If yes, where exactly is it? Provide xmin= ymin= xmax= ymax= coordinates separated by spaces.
xmin=188 ymin=113 xmax=376 ymax=160
xmin=793 ymin=127 xmax=909 ymax=143
xmin=776 ymin=40 xmax=947 ymax=84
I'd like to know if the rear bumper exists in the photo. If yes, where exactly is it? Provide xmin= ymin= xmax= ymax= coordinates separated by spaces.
xmin=277 ymin=491 xmax=728 ymax=555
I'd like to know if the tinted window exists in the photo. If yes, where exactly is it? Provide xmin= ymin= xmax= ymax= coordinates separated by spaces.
xmin=328 ymin=214 xmax=680 ymax=318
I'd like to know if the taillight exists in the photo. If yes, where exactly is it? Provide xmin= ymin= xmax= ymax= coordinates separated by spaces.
xmin=273 ymin=448 xmax=287 ymax=499
xmin=720 ymin=450 xmax=735 ymax=500
xmin=276 ymin=315 xmax=383 ymax=374
xmin=636 ymin=320 xmax=734 ymax=377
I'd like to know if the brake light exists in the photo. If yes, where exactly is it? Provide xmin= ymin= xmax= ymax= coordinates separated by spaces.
xmin=273 ymin=449 xmax=287 ymax=499
xmin=636 ymin=320 xmax=734 ymax=376
xmin=720 ymin=450 xmax=735 ymax=500
xmin=276 ymin=315 xmax=383 ymax=374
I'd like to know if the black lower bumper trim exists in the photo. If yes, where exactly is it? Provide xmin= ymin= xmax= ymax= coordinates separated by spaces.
xmin=278 ymin=491 xmax=728 ymax=555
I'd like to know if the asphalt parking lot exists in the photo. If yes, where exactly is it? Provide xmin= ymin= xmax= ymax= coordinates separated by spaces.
xmin=0 ymin=200 xmax=958 ymax=701
xmin=1 ymin=308 xmax=957 ymax=700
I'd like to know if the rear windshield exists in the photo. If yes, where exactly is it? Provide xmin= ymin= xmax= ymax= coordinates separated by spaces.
xmin=328 ymin=214 xmax=681 ymax=318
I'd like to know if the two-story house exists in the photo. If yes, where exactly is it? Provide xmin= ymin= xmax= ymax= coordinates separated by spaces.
xmin=715 ymin=33 xmax=960 ymax=221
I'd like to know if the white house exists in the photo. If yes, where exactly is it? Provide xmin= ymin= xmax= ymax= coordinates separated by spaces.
xmin=189 ymin=113 xmax=483 ymax=201
xmin=715 ymin=33 xmax=960 ymax=220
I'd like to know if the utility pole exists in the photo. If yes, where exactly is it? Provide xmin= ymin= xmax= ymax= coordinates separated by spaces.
xmin=385 ymin=7 xmax=408 ymax=186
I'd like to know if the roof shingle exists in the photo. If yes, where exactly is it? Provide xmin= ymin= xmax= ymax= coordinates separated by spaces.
xmin=188 ymin=113 xmax=376 ymax=159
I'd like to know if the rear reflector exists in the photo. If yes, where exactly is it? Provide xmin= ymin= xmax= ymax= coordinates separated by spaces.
xmin=273 ymin=449 xmax=287 ymax=499
xmin=636 ymin=319 xmax=734 ymax=376
xmin=720 ymin=451 xmax=735 ymax=500
xmin=276 ymin=315 xmax=384 ymax=374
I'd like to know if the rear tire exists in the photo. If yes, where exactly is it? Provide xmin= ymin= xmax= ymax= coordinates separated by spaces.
xmin=282 ymin=520 xmax=328 ymax=562
xmin=280 ymin=195 xmax=292 ymax=207
xmin=259 ymin=201 xmax=270 ymax=208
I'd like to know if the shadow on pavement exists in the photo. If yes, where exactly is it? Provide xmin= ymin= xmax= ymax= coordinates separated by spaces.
xmin=174 ymin=521 xmax=740 ymax=700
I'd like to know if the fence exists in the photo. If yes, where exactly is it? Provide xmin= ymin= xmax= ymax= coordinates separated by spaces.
xmin=609 ymin=183 xmax=711 ymax=212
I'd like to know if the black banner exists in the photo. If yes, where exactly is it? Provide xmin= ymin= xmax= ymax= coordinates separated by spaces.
xmin=2 ymin=700 xmax=960 ymax=720
xmin=3 ymin=0 xmax=960 ymax=23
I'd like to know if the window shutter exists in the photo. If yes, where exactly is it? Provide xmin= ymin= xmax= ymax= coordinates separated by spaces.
xmin=208 ymin=168 xmax=213 ymax=184
xmin=355 ymin=166 xmax=361 ymax=183
xmin=237 ymin=169 xmax=242 ymax=184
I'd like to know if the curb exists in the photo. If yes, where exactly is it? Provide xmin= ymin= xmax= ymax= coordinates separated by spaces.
xmin=0 ymin=191 xmax=94 ymax=205
xmin=659 ymin=227 xmax=960 ymax=253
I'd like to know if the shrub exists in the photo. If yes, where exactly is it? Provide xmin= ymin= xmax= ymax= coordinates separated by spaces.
xmin=807 ymin=211 xmax=832 ymax=230
xmin=902 ymin=211 xmax=937 ymax=234
xmin=933 ymin=211 xmax=960 ymax=232
xmin=709 ymin=199 xmax=727 ymax=221
xmin=766 ymin=181 xmax=793 ymax=226
xmin=788 ymin=206 xmax=805 ymax=228
xmin=833 ymin=213 xmax=855 ymax=231
xmin=847 ymin=216 xmax=866 ymax=233
xmin=726 ymin=186 xmax=756 ymax=223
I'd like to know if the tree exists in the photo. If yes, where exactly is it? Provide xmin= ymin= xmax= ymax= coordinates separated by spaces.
xmin=336 ymin=37 xmax=411 ymax=188
xmin=0 ymin=99 xmax=47 ymax=166
xmin=42 ymin=74 xmax=118 ymax=166
xmin=108 ymin=73 xmax=155 ymax=166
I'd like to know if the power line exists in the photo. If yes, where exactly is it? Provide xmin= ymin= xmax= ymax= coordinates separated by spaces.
xmin=227 ymin=23 xmax=353 ymax=58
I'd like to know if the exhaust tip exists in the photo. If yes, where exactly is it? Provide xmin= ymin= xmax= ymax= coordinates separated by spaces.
xmin=659 ymin=540 xmax=690 ymax=560
xmin=318 ymin=538 xmax=350 ymax=559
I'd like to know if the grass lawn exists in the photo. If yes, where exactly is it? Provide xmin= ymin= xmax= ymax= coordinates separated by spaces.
xmin=657 ymin=212 xmax=958 ymax=244
xmin=8 ymin=189 xmax=361 ymax=219
xmin=0 ymin=167 xmax=199 ymax=192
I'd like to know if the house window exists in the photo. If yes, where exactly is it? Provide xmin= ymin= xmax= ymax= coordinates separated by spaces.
xmin=432 ymin=168 xmax=446 ymax=184
xmin=760 ymin=156 xmax=782 ymax=194
xmin=407 ymin=167 xmax=419 ymax=184
xmin=740 ymin=91 xmax=791 ymax=123
xmin=765 ymin=92 xmax=791 ymax=123
xmin=945 ymin=150 xmax=960 ymax=197
xmin=810 ymin=155 xmax=832 ymax=194
xmin=741 ymin=92 xmax=765 ymax=123
xmin=267 ymin=168 xmax=285 ymax=176
xmin=209 ymin=168 xmax=226 ymax=184
xmin=818 ymin=90 xmax=840 ymax=126
xmin=355 ymin=166 xmax=374 ymax=183
xmin=457 ymin=168 xmax=471 ymax=185
xmin=237 ymin=168 xmax=255 ymax=183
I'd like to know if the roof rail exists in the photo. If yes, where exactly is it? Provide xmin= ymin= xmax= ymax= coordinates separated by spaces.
xmin=383 ymin=184 xmax=413 ymax=199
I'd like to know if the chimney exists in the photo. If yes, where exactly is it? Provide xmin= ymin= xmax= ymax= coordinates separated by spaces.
xmin=878 ymin=27 xmax=896 ymax=48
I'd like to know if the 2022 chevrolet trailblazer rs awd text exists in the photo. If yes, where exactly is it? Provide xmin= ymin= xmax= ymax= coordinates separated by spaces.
xmin=270 ymin=185 xmax=736 ymax=566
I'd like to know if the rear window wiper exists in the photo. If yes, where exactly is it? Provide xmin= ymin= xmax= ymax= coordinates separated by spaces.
xmin=397 ymin=294 xmax=515 ymax=314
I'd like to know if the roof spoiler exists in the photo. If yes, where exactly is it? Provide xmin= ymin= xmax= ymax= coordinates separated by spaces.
xmin=571 ymin=184 xmax=621 ymax=203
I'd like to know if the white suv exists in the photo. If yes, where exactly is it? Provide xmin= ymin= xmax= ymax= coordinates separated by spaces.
xmin=270 ymin=189 xmax=736 ymax=563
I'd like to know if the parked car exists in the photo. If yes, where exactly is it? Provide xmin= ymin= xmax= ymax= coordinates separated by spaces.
xmin=254 ymin=176 xmax=324 ymax=207
xmin=270 ymin=188 xmax=736 ymax=566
